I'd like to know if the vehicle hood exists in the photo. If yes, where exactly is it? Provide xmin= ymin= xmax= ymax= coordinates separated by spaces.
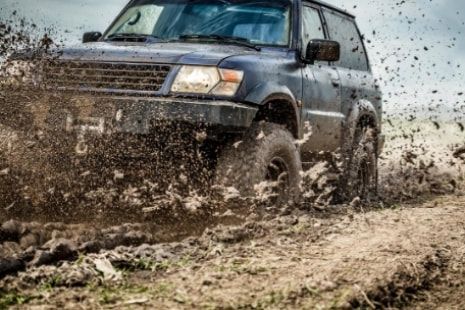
xmin=50 ymin=41 xmax=260 ymax=66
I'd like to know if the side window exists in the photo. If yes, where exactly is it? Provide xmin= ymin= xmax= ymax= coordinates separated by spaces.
xmin=323 ymin=10 xmax=368 ymax=71
xmin=301 ymin=6 xmax=325 ymax=51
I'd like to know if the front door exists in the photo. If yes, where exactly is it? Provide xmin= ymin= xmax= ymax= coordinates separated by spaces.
xmin=300 ymin=4 xmax=344 ymax=158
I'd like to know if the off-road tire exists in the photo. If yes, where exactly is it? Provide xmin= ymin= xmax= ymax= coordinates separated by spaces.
xmin=339 ymin=126 xmax=378 ymax=202
xmin=214 ymin=122 xmax=302 ymax=203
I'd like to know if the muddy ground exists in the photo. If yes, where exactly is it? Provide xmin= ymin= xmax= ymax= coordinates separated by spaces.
xmin=1 ymin=196 xmax=465 ymax=310
xmin=0 ymin=118 xmax=464 ymax=309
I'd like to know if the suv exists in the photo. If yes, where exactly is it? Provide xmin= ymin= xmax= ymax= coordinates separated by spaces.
xmin=3 ymin=0 xmax=383 ymax=202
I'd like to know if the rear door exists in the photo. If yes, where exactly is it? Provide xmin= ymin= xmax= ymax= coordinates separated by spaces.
xmin=300 ymin=3 xmax=343 ymax=158
xmin=322 ymin=9 xmax=375 ymax=126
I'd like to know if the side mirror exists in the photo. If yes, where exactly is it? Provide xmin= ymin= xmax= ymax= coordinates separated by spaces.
xmin=83 ymin=32 xmax=102 ymax=43
xmin=305 ymin=39 xmax=340 ymax=64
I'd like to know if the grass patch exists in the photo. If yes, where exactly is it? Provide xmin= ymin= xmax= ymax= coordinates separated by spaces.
xmin=0 ymin=291 xmax=36 ymax=309
xmin=39 ymin=274 xmax=63 ymax=292
xmin=130 ymin=255 xmax=192 ymax=272
xmin=93 ymin=281 xmax=181 ymax=305
xmin=215 ymin=259 xmax=269 ymax=275
xmin=85 ymin=282 xmax=150 ymax=305
xmin=152 ymin=281 xmax=176 ymax=298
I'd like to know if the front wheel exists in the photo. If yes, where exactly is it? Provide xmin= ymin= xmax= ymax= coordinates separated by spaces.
xmin=214 ymin=122 xmax=302 ymax=204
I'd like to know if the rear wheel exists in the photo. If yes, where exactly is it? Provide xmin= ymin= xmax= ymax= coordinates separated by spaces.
xmin=340 ymin=126 xmax=378 ymax=202
xmin=214 ymin=122 xmax=302 ymax=203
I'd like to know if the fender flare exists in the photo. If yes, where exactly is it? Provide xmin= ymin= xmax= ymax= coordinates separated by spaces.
xmin=345 ymin=99 xmax=380 ymax=146
xmin=245 ymin=83 xmax=301 ymax=137
xmin=245 ymin=82 xmax=297 ymax=107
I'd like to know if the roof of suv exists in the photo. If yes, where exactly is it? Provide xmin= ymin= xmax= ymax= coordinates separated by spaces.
xmin=305 ymin=0 xmax=355 ymax=18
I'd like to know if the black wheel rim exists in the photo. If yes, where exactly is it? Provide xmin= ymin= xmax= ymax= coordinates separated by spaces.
xmin=346 ymin=127 xmax=377 ymax=201
xmin=266 ymin=156 xmax=290 ymax=196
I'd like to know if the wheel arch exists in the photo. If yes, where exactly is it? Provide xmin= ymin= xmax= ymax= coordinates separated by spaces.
xmin=245 ymin=83 xmax=301 ymax=139
xmin=344 ymin=99 xmax=381 ymax=152
xmin=253 ymin=95 xmax=300 ymax=139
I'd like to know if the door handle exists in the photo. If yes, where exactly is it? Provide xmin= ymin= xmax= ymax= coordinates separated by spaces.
xmin=331 ymin=79 xmax=340 ymax=88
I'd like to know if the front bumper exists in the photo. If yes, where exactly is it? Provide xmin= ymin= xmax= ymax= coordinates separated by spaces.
xmin=104 ymin=96 xmax=258 ymax=135
xmin=1 ymin=91 xmax=258 ymax=136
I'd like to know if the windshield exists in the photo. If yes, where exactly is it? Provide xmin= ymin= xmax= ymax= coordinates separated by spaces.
xmin=104 ymin=0 xmax=292 ymax=47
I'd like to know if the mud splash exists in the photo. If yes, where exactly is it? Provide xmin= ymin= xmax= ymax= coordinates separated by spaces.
xmin=379 ymin=119 xmax=465 ymax=202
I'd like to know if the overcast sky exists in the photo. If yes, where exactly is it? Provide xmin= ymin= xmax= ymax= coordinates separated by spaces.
xmin=1 ymin=0 xmax=464 ymax=120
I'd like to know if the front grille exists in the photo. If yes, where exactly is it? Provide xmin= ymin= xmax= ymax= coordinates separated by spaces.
xmin=44 ymin=61 xmax=172 ymax=95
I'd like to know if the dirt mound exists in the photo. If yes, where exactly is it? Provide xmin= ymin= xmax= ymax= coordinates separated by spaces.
xmin=0 ymin=221 xmax=155 ymax=278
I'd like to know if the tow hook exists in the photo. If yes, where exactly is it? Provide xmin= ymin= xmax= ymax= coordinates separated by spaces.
xmin=75 ymin=134 xmax=89 ymax=156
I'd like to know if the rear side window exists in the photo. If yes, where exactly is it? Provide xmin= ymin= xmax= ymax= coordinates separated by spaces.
xmin=323 ymin=10 xmax=368 ymax=71
xmin=301 ymin=6 xmax=325 ymax=50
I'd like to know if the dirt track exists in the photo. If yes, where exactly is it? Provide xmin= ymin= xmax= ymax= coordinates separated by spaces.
xmin=0 ymin=195 xmax=464 ymax=309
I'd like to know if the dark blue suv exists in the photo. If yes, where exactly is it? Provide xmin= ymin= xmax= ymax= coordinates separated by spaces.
xmin=3 ymin=0 xmax=383 ymax=202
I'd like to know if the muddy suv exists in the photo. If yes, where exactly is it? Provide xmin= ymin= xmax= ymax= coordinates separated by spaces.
xmin=3 ymin=0 xmax=383 ymax=202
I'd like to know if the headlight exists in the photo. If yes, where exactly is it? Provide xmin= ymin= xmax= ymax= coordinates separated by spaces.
xmin=1 ymin=60 xmax=41 ymax=87
xmin=171 ymin=65 xmax=243 ymax=96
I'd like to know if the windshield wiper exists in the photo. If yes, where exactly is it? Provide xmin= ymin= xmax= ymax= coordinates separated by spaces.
xmin=178 ymin=34 xmax=261 ymax=51
xmin=106 ymin=33 xmax=159 ymax=42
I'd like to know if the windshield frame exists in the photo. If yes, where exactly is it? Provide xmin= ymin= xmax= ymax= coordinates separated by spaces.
xmin=101 ymin=0 xmax=295 ymax=49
